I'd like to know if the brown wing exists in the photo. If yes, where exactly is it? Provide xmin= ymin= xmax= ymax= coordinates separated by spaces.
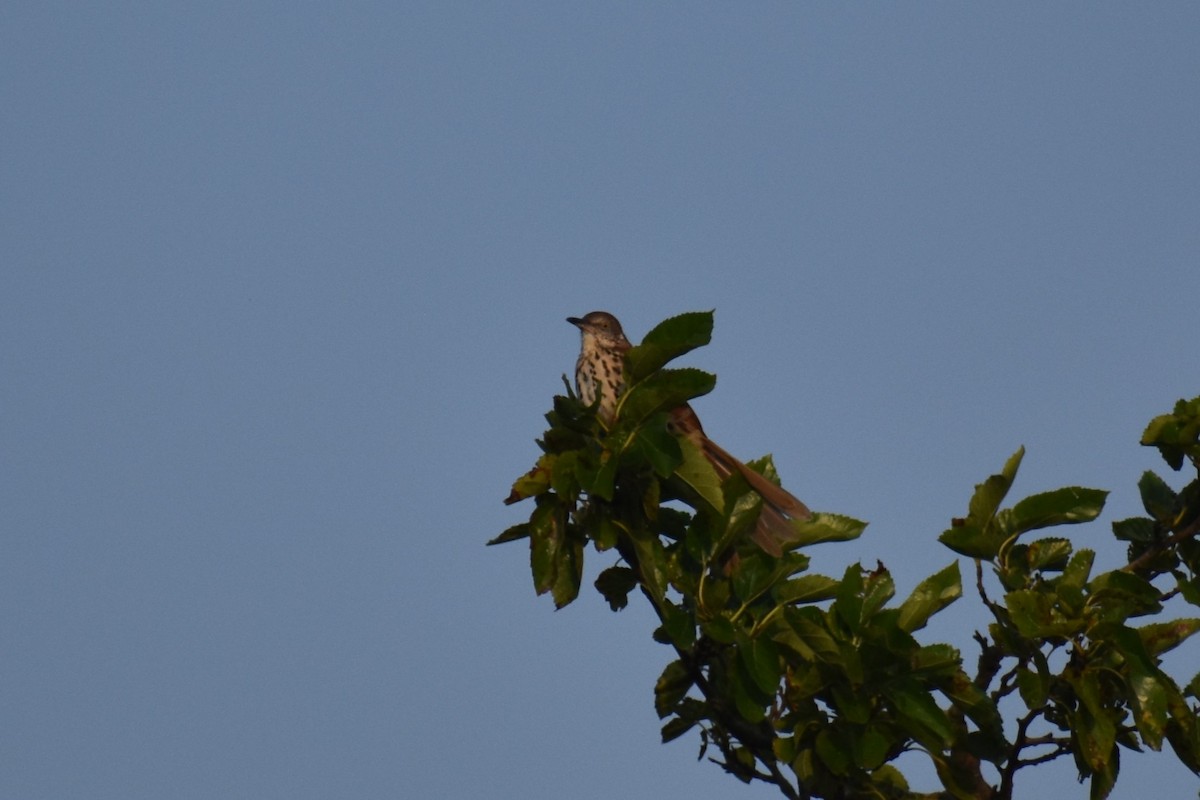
xmin=668 ymin=405 xmax=812 ymax=557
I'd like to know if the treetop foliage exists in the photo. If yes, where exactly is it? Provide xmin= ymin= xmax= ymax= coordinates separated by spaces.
xmin=495 ymin=311 xmax=1200 ymax=800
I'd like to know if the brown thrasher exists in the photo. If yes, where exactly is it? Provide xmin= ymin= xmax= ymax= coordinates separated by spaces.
xmin=567 ymin=311 xmax=811 ymax=556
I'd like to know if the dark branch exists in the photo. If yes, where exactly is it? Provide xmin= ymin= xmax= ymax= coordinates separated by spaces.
xmin=1125 ymin=515 xmax=1200 ymax=573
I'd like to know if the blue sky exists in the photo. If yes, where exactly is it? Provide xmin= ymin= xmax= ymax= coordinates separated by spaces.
xmin=3 ymin=4 xmax=1198 ymax=799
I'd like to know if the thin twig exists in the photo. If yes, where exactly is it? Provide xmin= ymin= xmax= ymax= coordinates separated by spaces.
xmin=998 ymin=708 xmax=1045 ymax=799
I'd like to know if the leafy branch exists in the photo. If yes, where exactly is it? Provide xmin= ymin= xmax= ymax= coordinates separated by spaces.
xmin=496 ymin=312 xmax=1200 ymax=799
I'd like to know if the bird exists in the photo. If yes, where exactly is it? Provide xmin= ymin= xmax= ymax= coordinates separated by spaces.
xmin=567 ymin=311 xmax=811 ymax=556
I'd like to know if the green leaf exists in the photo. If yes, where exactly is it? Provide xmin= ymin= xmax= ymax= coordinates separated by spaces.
xmin=777 ymin=606 xmax=843 ymax=665
xmin=831 ymin=684 xmax=871 ymax=724
xmin=551 ymin=533 xmax=584 ymax=608
xmin=1187 ymin=671 xmax=1200 ymax=700
xmin=1024 ymin=537 xmax=1074 ymax=571
xmin=887 ymin=681 xmax=954 ymax=750
xmin=548 ymin=449 xmax=582 ymax=499
xmin=938 ymin=521 xmax=1003 ymax=560
xmin=661 ymin=715 xmax=697 ymax=744
xmin=1103 ymin=623 xmax=1171 ymax=749
xmin=1137 ymin=618 xmax=1200 ymax=657
xmin=632 ymin=415 xmax=683 ymax=477
xmin=940 ymin=670 xmax=1006 ymax=754
xmin=815 ymin=729 xmax=852 ymax=776
xmin=773 ymin=574 xmax=840 ymax=605
xmin=618 ymin=367 xmax=716 ymax=425
xmin=1089 ymin=744 xmax=1119 ymax=800
xmin=731 ymin=553 xmax=775 ymax=605
xmin=589 ymin=511 xmax=619 ymax=550
xmin=1087 ymin=570 xmax=1162 ymax=620
xmin=911 ymin=643 xmax=961 ymax=675
xmin=1138 ymin=471 xmax=1178 ymax=522
xmin=629 ymin=528 xmax=670 ymax=603
xmin=1141 ymin=397 xmax=1200 ymax=471
xmin=787 ymin=512 xmax=867 ymax=546
xmin=897 ymin=562 xmax=962 ymax=633
xmin=1178 ymin=577 xmax=1200 ymax=608
xmin=869 ymin=765 xmax=909 ymax=793
xmin=1008 ymin=486 xmax=1108 ymax=533
xmin=1017 ymin=664 xmax=1050 ymax=710
xmin=1006 ymin=589 xmax=1083 ymax=639
xmin=660 ymin=600 xmax=696 ymax=648
xmin=738 ymin=632 xmax=783 ymax=695
xmin=1069 ymin=667 xmax=1118 ymax=772
xmin=594 ymin=565 xmax=638 ymax=612
xmin=529 ymin=499 xmax=563 ymax=596
xmin=487 ymin=522 xmax=530 ymax=546
xmin=975 ymin=447 xmax=1025 ymax=521
xmin=939 ymin=448 xmax=1024 ymax=559
xmin=731 ymin=660 xmax=769 ymax=723
xmin=655 ymin=659 xmax=694 ymax=718
xmin=505 ymin=453 xmax=555 ymax=504
xmin=1059 ymin=548 xmax=1095 ymax=592
xmin=852 ymin=726 xmax=892 ymax=770
xmin=1164 ymin=679 xmax=1200 ymax=771
xmin=580 ymin=445 xmax=618 ymax=501
xmin=860 ymin=566 xmax=896 ymax=622
xmin=673 ymin=434 xmax=725 ymax=512
xmin=625 ymin=310 xmax=714 ymax=381
xmin=834 ymin=564 xmax=866 ymax=633
xmin=929 ymin=751 xmax=987 ymax=800
xmin=702 ymin=614 xmax=736 ymax=644
xmin=1112 ymin=516 xmax=1156 ymax=544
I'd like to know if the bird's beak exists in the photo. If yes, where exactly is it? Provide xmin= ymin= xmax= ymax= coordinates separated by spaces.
xmin=566 ymin=317 xmax=584 ymax=328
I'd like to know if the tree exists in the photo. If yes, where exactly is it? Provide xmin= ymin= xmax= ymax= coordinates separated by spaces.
xmin=492 ymin=311 xmax=1200 ymax=800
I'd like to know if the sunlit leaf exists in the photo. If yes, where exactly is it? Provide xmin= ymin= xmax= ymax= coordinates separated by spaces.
xmin=1141 ymin=397 xmax=1200 ymax=471
xmin=973 ymin=447 xmax=1024 ymax=523
xmin=625 ymin=310 xmax=714 ymax=381
xmin=1024 ymin=537 xmax=1074 ymax=571
xmin=939 ymin=448 xmax=1024 ymax=558
xmin=897 ymin=562 xmax=961 ymax=633
xmin=788 ymin=512 xmax=867 ymax=546
xmin=1137 ymin=618 xmax=1200 ymax=657
xmin=1009 ymin=487 xmax=1108 ymax=533
xmin=504 ymin=454 xmax=555 ymax=505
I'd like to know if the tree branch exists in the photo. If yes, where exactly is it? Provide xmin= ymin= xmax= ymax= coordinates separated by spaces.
xmin=1125 ymin=514 xmax=1200 ymax=573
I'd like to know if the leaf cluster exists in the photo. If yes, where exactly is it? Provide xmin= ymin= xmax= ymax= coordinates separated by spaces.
xmin=939 ymin=440 xmax=1200 ymax=799
xmin=496 ymin=314 xmax=1200 ymax=800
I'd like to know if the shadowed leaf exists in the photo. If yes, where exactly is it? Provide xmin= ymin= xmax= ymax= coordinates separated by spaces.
xmin=619 ymin=368 xmax=716 ymax=425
